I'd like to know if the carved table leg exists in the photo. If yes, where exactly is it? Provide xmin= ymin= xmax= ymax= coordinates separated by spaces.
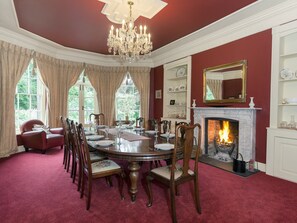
xmin=128 ymin=161 xmax=141 ymax=202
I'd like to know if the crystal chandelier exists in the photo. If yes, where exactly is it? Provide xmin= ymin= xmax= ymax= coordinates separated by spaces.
xmin=107 ymin=1 xmax=153 ymax=62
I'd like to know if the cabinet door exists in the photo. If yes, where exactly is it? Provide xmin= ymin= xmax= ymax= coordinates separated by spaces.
xmin=274 ymin=137 xmax=297 ymax=183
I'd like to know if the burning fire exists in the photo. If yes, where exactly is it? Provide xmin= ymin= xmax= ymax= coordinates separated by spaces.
xmin=218 ymin=121 xmax=232 ymax=143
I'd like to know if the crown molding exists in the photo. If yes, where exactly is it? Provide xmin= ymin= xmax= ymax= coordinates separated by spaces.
xmin=152 ymin=0 xmax=297 ymax=67
xmin=0 ymin=27 xmax=154 ymax=67
xmin=1 ymin=0 xmax=297 ymax=68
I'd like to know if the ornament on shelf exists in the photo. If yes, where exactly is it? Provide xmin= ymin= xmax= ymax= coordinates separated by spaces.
xmin=249 ymin=97 xmax=255 ymax=108
xmin=192 ymin=99 xmax=196 ymax=107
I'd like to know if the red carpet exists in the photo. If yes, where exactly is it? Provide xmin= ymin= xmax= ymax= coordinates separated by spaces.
xmin=1 ymin=148 xmax=297 ymax=223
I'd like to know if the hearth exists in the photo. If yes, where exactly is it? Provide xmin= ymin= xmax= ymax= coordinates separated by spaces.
xmin=193 ymin=107 xmax=261 ymax=162
xmin=205 ymin=118 xmax=239 ymax=162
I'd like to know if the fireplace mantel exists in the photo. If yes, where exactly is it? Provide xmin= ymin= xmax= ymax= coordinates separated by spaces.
xmin=192 ymin=107 xmax=261 ymax=161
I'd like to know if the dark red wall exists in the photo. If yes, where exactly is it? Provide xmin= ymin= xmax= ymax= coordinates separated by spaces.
xmin=152 ymin=65 xmax=164 ymax=121
xmin=152 ymin=29 xmax=272 ymax=163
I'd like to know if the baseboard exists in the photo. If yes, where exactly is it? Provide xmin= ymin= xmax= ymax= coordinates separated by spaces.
xmin=255 ymin=161 xmax=266 ymax=172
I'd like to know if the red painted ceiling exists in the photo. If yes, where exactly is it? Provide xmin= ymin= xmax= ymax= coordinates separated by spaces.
xmin=13 ymin=0 xmax=257 ymax=54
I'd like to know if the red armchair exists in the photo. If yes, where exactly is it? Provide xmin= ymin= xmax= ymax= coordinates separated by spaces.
xmin=20 ymin=119 xmax=64 ymax=154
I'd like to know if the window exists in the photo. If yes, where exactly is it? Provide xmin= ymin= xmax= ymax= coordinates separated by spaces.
xmin=68 ymin=73 xmax=97 ymax=125
xmin=115 ymin=73 xmax=140 ymax=121
xmin=15 ymin=59 xmax=44 ymax=133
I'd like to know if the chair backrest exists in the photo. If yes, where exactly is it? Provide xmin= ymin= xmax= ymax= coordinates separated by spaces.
xmin=148 ymin=119 xmax=158 ymax=130
xmin=89 ymin=113 xmax=105 ymax=125
xmin=160 ymin=120 xmax=171 ymax=133
xmin=20 ymin=119 xmax=45 ymax=133
xmin=136 ymin=117 xmax=144 ymax=128
xmin=175 ymin=121 xmax=189 ymax=139
xmin=64 ymin=118 xmax=73 ymax=150
xmin=69 ymin=120 xmax=81 ymax=161
xmin=172 ymin=123 xmax=201 ymax=180
xmin=77 ymin=123 xmax=92 ymax=176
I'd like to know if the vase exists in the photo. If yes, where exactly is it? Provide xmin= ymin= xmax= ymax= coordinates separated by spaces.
xmin=192 ymin=99 xmax=196 ymax=107
xmin=249 ymin=97 xmax=255 ymax=108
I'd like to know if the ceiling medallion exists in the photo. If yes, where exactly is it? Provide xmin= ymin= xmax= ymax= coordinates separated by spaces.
xmin=99 ymin=0 xmax=167 ymax=24
xmin=107 ymin=1 xmax=153 ymax=62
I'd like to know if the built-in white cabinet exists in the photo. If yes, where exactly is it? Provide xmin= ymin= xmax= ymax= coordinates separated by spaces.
xmin=162 ymin=57 xmax=191 ymax=129
xmin=266 ymin=20 xmax=297 ymax=183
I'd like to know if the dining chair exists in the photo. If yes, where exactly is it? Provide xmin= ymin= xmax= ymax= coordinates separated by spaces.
xmin=60 ymin=116 xmax=69 ymax=169
xmin=89 ymin=113 xmax=105 ymax=125
xmin=68 ymin=120 xmax=107 ymax=191
xmin=77 ymin=123 xmax=125 ymax=210
xmin=63 ymin=118 xmax=73 ymax=173
xmin=160 ymin=120 xmax=171 ymax=133
xmin=175 ymin=121 xmax=189 ymax=139
xmin=148 ymin=119 xmax=158 ymax=130
xmin=136 ymin=117 xmax=144 ymax=128
xmin=146 ymin=123 xmax=202 ymax=223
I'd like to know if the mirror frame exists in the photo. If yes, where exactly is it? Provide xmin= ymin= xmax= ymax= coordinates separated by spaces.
xmin=203 ymin=60 xmax=247 ymax=104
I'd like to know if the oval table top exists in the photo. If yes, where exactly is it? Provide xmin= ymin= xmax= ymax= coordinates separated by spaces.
xmin=88 ymin=132 xmax=175 ymax=162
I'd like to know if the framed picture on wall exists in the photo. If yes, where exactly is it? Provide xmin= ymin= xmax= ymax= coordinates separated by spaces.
xmin=155 ymin=90 xmax=162 ymax=99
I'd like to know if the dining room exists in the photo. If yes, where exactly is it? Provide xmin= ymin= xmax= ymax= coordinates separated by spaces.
xmin=1 ymin=0 xmax=297 ymax=222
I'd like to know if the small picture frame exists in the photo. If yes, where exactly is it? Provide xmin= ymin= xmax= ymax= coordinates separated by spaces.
xmin=155 ymin=90 xmax=162 ymax=99
xmin=170 ymin=100 xmax=175 ymax=105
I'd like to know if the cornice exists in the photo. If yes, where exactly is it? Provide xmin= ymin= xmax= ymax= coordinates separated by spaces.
xmin=152 ymin=0 xmax=297 ymax=67
xmin=1 ymin=0 xmax=297 ymax=68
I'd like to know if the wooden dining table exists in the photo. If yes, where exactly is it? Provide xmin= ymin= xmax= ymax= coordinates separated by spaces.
xmin=88 ymin=129 xmax=175 ymax=202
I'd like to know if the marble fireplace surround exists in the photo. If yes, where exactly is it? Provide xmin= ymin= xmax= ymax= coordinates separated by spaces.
xmin=192 ymin=107 xmax=261 ymax=162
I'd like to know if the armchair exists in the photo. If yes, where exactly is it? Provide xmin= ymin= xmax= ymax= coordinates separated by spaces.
xmin=20 ymin=119 xmax=64 ymax=154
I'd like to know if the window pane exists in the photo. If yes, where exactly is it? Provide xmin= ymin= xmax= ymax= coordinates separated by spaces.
xmin=31 ymin=95 xmax=37 ymax=109
xmin=84 ymin=110 xmax=93 ymax=124
xmin=84 ymin=98 xmax=94 ymax=110
xmin=84 ymin=86 xmax=94 ymax=98
xmin=68 ymin=86 xmax=79 ymax=110
xmin=15 ymin=59 xmax=44 ymax=133
xmin=68 ymin=111 xmax=79 ymax=123
xmin=17 ymin=78 xmax=28 ymax=94
xmin=18 ymin=95 xmax=30 ymax=110
xmin=30 ymin=79 xmax=37 ymax=94
xmin=115 ymin=75 xmax=140 ymax=121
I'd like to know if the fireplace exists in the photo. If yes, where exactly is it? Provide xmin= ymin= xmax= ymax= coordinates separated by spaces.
xmin=205 ymin=118 xmax=239 ymax=162
xmin=193 ymin=107 xmax=261 ymax=162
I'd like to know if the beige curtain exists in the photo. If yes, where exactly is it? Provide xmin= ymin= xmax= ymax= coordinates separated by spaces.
xmin=85 ymin=65 xmax=126 ymax=126
xmin=85 ymin=64 xmax=104 ymax=114
xmin=129 ymin=67 xmax=151 ymax=128
xmin=207 ymin=79 xmax=223 ymax=100
xmin=35 ymin=53 xmax=83 ymax=127
xmin=0 ymin=41 xmax=33 ymax=157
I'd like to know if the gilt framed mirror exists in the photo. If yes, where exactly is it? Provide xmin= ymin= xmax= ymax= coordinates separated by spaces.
xmin=203 ymin=60 xmax=247 ymax=104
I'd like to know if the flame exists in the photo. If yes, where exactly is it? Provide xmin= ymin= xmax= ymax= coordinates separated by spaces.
xmin=218 ymin=121 xmax=232 ymax=143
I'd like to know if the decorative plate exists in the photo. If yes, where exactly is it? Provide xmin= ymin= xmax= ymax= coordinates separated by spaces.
xmin=84 ymin=131 xmax=95 ymax=136
xmin=155 ymin=143 xmax=174 ymax=150
xmin=168 ymin=87 xmax=173 ymax=92
xmin=87 ymin=135 xmax=105 ymax=141
xmin=145 ymin=130 xmax=156 ymax=135
xmin=280 ymin=68 xmax=294 ymax=79
xmin=179 ymin=84 xmax=186 ymax=91
xmin=176 ymin=67 xmax=186 ymax=77
xmin=96 ymin=140 xmax=114 ymax=146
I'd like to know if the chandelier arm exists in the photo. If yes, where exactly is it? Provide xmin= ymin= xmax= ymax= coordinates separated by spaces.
xmin=107 ymin=0 xmax=152 ymax=62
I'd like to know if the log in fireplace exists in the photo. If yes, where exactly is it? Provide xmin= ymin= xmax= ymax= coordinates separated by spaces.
xmin=205 ymin=118 xmax=239 ymax=162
